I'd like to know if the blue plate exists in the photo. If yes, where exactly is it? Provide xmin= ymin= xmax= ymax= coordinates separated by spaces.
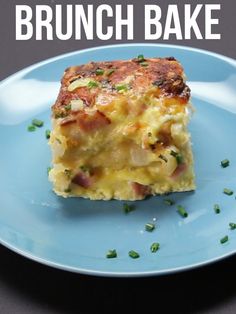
xmin=0 ymin=44 xmax=236 ymax=277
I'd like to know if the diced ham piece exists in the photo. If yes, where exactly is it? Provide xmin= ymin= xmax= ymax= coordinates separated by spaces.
xmin=158 ymin=130 xmax=172 ymax=146
xmin=77 ymin=110 xmax=111 ymax=132
xmin=72 ymin=172 xmax=93 ymax=188
xmin=131 ymin=182 xmax=151 ymax=198
xmin=171 ymin=163 xmax=187 ymax=179
xmin=76 ymin=87 xmax=96 ymax=106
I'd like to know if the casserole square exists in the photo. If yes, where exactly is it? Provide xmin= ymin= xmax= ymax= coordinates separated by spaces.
xmin=49 ymin=56 xmax=195 ymax=200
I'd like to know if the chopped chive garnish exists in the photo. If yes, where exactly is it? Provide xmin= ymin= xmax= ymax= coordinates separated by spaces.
xmin=87 ymin=80 xmax=99 ymax=88
xmin=159 ymin=154 xmax=168 ymax=163
xmin=220 ymin=235 xmax=229 ymax=244
xmin=140 ymin=61 xmax=148 ymax=67
xmin=56 ymin=138 xmax=62 ymax=144
xmin=170 ymin=150 xmax=178 ymax=157
xmin=123 ymin=203 xmax=135 ymax=214
xmin=128 ymin=250 xmax=140 ymax=259
xmin=32 ymin=119 xmax=44 ymax=127
xmin=115 ymin=84 xmax=129 ymax=92
xmin=170 ymin=150 xmax=183 ymax=164
xmin=229 ymin=223 xmax=236 ymax=230
xmin=223 ymin=188 xmax=234 ymax=196
xmin=221 ymin=159 xmax=230 ymax=168
xmin=164 ymin=199 xmax=175 ymax=206
xmin=55 ymin=112 xmax=67 ymax=119
xmin=150 ymin=242 xmax=160 ymax=253
xmin=95 ymin=68 xmax=104 ymax=75
xmin=64 ymin=169 xmax=72 ymax=178
xmin=106 ymin=249 xmax=117 ymax=258
xmin=64 ymin=104 xmax=71 ymax=111
xmin=177 ymin=205 xmax=188 ymax=218
xmin=107 ymin=69 xmax=115 ymax=76
xmin=214 ymin=204 xmax=221 ymax=214
xmin=47 ymin=167 xmax=52 ymax=175
xmin=145 ymin=222 xmax=155 ymax=232
xmin=27 ymin=125 xmax=36 ymax=132
xmin=176 ymin=155 xmax=183 ymax=164
xmin=80 ymin=165 xmax=90 ymax=173
xmin=137 ymin=54 xmax=145 ymax=62
xmin=45 ymin=129 xmax=51 ymax=139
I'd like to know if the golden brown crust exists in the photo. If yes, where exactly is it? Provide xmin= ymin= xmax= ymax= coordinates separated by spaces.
xmin=52 ymin=57 xmax=190 ymax=121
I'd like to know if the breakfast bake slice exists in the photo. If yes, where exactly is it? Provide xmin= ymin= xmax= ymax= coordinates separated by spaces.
xmin=49 ymin=55 xmax=195 ymax=200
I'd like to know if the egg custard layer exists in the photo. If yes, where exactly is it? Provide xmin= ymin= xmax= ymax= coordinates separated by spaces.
xmin=49 ymin=56 xmax=195 ymax=200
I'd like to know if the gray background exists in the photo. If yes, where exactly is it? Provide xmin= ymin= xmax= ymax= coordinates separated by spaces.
xmin=0 ymin=0 xmax=236 ymax=313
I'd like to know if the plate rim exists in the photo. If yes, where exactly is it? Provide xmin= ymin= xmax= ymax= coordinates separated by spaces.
xmin=1 ymin=236 xmax=236 ymax=277
xmin=1 ymin=43 xmax=236 ymax=277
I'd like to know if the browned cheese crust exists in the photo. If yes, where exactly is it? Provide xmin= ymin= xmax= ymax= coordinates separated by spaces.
xmin=52 ymin=57 xmax=190 ymax=122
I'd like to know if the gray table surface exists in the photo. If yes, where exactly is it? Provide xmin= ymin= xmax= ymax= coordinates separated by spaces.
xmin=0 ymin=0 xmax=236 ymax=313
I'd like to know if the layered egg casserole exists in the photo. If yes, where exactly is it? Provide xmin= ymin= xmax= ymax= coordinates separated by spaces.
xmin=49 ymin=55 xmax=195 ymax=200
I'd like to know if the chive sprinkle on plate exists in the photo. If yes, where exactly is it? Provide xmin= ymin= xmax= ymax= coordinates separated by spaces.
xmin=214 ymin=204 xmax=221 ymax=214
xmin=145 ymin=222 xmax=155 ymax=232
xmin=223 ymin=188 xmax=234 ymax=196
xmin=229 ymin=223 xmax=236 ymax=230
xmin=221 ymin=159 xmax=230 ymax=168
xmin=45 ymin=129 xmax=51 ymax=139
xmin=150 ymin=242 xmax=160 ymax=253
xmin=177 ymin=205 xmax=188 ymax=218
xmin=27 ymin=125 xmax=36 ymax=132
xmin=128 ymin=250 xmax=140 ymax=259
xmin=106 ymin=249 xmax=117 ymax=258
xmin=32 ymin=118 xmax=44 ymax=127
xmin=123 ymin=203 xmax=135 ymax=214
xmin=220 ymin=235 xmax=229 ymax=244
